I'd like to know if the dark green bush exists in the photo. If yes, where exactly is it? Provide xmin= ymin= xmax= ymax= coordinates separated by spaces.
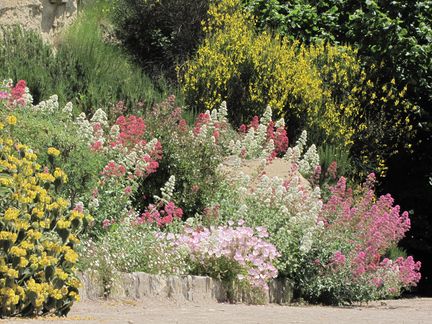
xmin=111 ymin=0 xmax=210 ymax=74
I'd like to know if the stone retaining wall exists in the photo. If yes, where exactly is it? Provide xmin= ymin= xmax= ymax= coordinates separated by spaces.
xmin=79 ymin=272 xmax=293 ymax=305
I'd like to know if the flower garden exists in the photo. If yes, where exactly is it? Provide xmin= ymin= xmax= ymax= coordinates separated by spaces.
xmin=0 ymin=0 xmax=431 ymax=319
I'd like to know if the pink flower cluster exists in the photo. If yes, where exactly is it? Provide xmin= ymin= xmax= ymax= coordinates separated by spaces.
xmin=101 ymin=161 xmax=127 ymax=177
xmin=113 ymin=115 xmax=146 ymax=148
xmin=137 ymin=201 xmax=183 ymax=227
xmin=0 ymin=80 xmax=31 ymax=108
xmin=176 ymin=222 xmax=279 ymax=290
xmin=90 ymin=114 xmax=162 ymax=180
xmin=320 ymin=175 xmax=421 ymax=291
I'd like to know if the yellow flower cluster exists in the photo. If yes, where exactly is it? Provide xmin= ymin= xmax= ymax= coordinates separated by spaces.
xmin=0 ymin=114 xmax=90 ymax=317
xmin=47 ymin=147 xmax=61 ymax=157
xmin=181 ymin=0 xmax=416 ymax=176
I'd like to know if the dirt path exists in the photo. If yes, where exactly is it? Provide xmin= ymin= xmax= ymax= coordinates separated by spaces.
xmin=1 ymin=298 xmax=431 ymax=324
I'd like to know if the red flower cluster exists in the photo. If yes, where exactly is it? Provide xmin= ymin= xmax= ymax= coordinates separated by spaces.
xmin=113 ymin=115 xmax=146 ymax=148
xmin=138 ymin=201 xmax=183 ymax=227
xmin=0 ymin=80 xmax=29 ymax=108
xmin=10 ymin=80 xmax=27 ymax=106
xmin=239 ymin=115 xmax=289 ymax=157
xmin=193 ymin=112 xmax=211 ymax=135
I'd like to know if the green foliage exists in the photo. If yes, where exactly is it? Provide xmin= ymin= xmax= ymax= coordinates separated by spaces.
xmin=58 ymin=0 xmax=169 ymax=114
xmin=243 ymin=0 xmax=432 ymax=117
xmin=318 ymin=144 xmax=352 ymax=179
xmin=141 ymin=98 xmax=226 ymax=217
xmin=11 ymin=110 xmax=105 ymax=206
xmin=244 ymin=0 xmax=339 ymax=43
xmin=0 ymin=5 xmax=171 ymax=116
xmin=112 ymin=0 xmax=210 ymax=74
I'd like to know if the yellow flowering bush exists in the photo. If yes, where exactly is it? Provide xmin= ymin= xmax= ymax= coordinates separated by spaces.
xmin=180 ymin=0 xmax=416 ymax=176
xmin=0 ymin=114 xmax=91 ymax=317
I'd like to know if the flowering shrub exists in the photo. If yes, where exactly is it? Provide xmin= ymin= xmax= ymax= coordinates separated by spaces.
xmin=17 ymin=100 xmax=162 ymax=233
xmin=301 ymin=175 xmax=421 ymax=304
xmin=83 ymin=111 xmax=162 ymax=232
xmin=78 ymin=177 xmax=189 ymax=295
xmin=0 ymin=113 xmax=91 ymax=316
xmin=0 ymin=79 xmax=33 ymax=108
xmin=176 ymin=221 xmax=279 ymax=293
xmin=137 ymin=176 xmax=184 ymax=227
xmin=142 ymin=97 xmax=228 ymax=216
xmin=181 ymin=0 xmax=416 ymax=177
xmin=78 ymin=220 xmax=190 ymax=296
xmin=214 ymin=129 xmax=322 ymax=279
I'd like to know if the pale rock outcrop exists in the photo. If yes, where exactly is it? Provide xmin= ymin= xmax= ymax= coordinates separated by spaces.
xmin=0 ymin=0 xmax=77 ymax=41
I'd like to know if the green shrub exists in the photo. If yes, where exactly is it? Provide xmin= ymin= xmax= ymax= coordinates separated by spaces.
xmin=0 ymin=113 xmax=91 ymax=316
xmin=10 ymin=108 xmax=106 ymax=205
xmin=112 ymin=0 xmax=210 ymax=73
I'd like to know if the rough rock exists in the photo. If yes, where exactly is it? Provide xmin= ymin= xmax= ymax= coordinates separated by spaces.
xmin=221 ymin=157 xmax=312 ymax=191
xmin=0 ymin=0 xmax=77 ymax=42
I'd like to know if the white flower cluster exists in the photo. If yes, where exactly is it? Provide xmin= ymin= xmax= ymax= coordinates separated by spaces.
xmin=228 ymin=106 xmax=283 ymax=159
xmin=154 ymin=175 xmax=176 ymax=204
xmin=217 ymin=168 xmax=323 ymax=276
xmin=32 ymin=95 xmax=60 ymax=114
xmin=283 ymin=130 xmax=320 ymax=178
xmin=194 ymin=101 xmax=230 ymax=145
xmin=75 ymin=112 xmax=95 ymax=144
xmin=90 ymin=108 xmax=109 ymax=128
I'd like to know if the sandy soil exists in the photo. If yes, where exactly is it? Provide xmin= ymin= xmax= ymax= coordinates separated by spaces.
xmin=1 ymin=298 xmax=431 ymax=324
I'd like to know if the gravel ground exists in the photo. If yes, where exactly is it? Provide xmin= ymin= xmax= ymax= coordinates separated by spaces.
xmin=1 ymin=298 xmax=431 ymax=324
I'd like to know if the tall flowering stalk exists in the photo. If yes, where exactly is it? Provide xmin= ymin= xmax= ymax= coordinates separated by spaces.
xmin=230 ymin=106 xmax=288 ymax=160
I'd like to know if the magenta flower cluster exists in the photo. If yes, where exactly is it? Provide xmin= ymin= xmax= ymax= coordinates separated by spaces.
xmin=319 ymin=175 xmax=421 ymax=294
xmin=176 ymin=222 xmax=280 ymax=290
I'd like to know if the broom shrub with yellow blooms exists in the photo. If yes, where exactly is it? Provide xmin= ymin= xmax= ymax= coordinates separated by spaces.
xmin=180 ymin=0 xmax=416 ymax=177
xmin=0 ymin=113 xmax=92 ymax=317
